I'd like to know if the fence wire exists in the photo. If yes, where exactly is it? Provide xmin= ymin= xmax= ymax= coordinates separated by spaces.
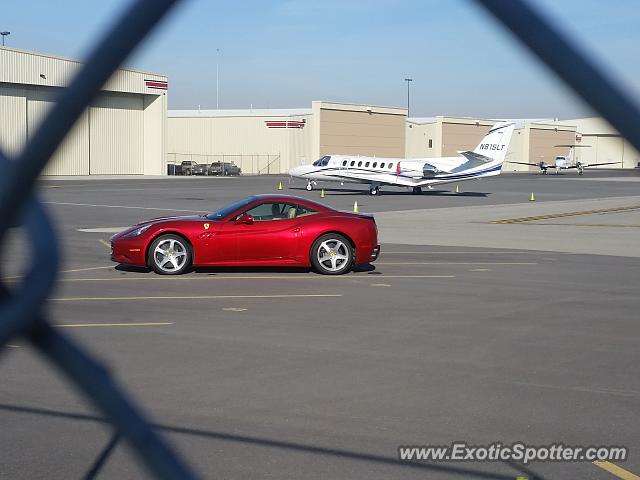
xmin=1 ymin=0 xmax=639 ymax=479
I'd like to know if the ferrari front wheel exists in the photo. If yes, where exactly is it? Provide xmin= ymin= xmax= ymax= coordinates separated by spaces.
xmin=148 ymin=234 xmax=192 ymax=275
xmin=311 ymin=234 xmax=353 ymax=275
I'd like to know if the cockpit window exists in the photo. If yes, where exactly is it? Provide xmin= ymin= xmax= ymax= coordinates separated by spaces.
xmin=312 ymin=155 xmax=331 ymax=167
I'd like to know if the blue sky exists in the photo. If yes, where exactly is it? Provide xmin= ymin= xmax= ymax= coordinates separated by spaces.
xmin=2 ymin=0 xmax=640 ymax=118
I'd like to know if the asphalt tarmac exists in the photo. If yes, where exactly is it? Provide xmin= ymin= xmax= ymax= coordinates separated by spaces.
xmin=1 ymin=171 xmax=638 ymax=479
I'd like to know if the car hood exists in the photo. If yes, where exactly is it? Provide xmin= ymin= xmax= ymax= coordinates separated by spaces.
xmin=134 ymin=215 xmax=205 ymax=226
xmin=111 ymin=215 xmax=207 ymax=240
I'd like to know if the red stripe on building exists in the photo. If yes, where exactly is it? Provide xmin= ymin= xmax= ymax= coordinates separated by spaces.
xmin=145 ymin=80 xmax=168 ymax=90
xmin=265 ymin=120 xmax=305 ymax=129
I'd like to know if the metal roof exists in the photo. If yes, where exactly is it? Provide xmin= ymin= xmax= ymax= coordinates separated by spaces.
xmin=169 ymin=108 xmax=313 ymax=118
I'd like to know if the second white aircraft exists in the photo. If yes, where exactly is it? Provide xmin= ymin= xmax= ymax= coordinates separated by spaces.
xmin=289 ymin=121 xmax=515 ymax=195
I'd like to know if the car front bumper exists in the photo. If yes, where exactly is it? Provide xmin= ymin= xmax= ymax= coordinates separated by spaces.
xmin=110 ymin=238 xmax=147 ymax=266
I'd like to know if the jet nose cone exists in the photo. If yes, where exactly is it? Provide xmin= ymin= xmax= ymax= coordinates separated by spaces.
xmin=289 ymin=165 xmax=307 ymax=177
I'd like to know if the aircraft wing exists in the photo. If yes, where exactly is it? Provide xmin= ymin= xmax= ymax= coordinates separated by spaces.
xmin=507 ymin=161 xmax=553 ymax=168
xmin=582 ymin=161 xmax=621 ymax=168
xmin=324 ymin=170 xmax=400 ymax=186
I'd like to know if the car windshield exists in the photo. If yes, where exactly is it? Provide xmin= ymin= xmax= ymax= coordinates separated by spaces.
xmin=206 ymin=197 xmax=255 ymax=220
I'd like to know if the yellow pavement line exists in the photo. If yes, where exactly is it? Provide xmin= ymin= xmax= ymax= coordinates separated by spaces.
xmin=377 ymin=262 xmax=537 ymax=265
xmin=4 ymin=344 xmax=20 ymax=348
xmin=98 ymin=239 xmax=111 ymax=249
xmin=45 ymin=184 xmax=94 ymax=188
xmin=61 ymin=266 xmax=114 ymax=274
xmin=490 ymin=205 xmax=640 ymax=224
xmin=382 ymin=251 xmax=552 ymax=255
xmin=51 ymin=275 xmax=456 ymax=283
xmin=1 ymin=265 xmax=114 ymax=281
xmin=51 ymin=294 xmax=343 ymax=302
xmin=593 ymin=461 xmax=640 ymax=480
xmin=53 ymin=322 xmax=173 ymax=328
xmin=523 ymin=223 xmax=640 ymax=228
xmin=370 ymin=283 xmax=391 ymax=287
xmin=222 ymin=307 xmax=247 ymax=312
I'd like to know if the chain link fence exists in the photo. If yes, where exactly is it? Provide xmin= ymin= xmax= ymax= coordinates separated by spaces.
xmin=2 ymin=0 xmax=640 ymax=479
xmin=167 ymin=153 xmax=281 ymax=175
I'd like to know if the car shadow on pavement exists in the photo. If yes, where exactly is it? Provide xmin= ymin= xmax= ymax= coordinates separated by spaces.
xmin=115 ymin=265 xmax=151 ymax=274
xmin=113 ymin=264 xmax=377 ymax=275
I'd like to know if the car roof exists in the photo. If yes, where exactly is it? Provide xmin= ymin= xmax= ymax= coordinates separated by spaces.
xmin=247 ymin=194 xmax=334 ymax=211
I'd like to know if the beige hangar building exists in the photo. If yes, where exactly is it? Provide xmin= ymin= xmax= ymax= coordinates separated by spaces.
xmin=0 ymin=46 xmax=168 ymax=175
xmin=168 ymin=101 xmax=407 ymax=174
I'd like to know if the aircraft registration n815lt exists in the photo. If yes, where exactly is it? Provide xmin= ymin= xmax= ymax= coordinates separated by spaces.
xmin=289 ymin=121 xmax=515 ymax=195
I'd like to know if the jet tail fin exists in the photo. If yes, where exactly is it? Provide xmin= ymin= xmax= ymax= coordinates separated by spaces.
xmin=472 ymin=122 xmax=515 ymax=163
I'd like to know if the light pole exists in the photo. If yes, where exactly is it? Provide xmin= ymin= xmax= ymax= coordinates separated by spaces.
xmin=216 ymin=48 xmax=220 ymax=109
xmin=1 ymin=32 xmax=10 ymax=47
xmin=404 ymin=77 xmax=413 ymax=117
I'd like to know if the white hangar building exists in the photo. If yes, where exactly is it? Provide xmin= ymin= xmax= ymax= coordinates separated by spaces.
xmin=0 ymin=46 xmax=168 ymax=175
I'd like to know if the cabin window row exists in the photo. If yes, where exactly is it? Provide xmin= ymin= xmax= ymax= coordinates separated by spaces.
xmin=342 ymin=160 xmax=395 ymax=169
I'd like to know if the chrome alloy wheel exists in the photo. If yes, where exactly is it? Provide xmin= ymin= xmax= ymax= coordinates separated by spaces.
xmin=316 ymin=239 xmax=350 ymax=273
xmin=153 ymin=238 xmax=188 ymax=273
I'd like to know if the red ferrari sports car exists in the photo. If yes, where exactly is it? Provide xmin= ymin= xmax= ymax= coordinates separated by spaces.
xmin=111 ymin=194 xmax=380 ymax=275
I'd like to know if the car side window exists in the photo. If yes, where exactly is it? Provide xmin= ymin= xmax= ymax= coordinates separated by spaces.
xmin=292 ymin=203 xmax=318 ymax=218
xmin=240 ymin=202 xmax=294 ymax=221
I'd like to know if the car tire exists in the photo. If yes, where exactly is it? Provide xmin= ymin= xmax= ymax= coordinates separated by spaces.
xmin=148 ymin=234 xmax=192 ymax=275
xmin=310 ymin=233 xmax=353 ymax=275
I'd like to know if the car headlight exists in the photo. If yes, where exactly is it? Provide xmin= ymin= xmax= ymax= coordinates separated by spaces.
xmin=123 ymin=224 xmax=152 ymax=238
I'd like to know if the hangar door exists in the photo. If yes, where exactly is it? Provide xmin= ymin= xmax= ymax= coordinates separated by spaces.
xmin=528 ymin=128 xmax=575 ymax=166
xmin=595 ymin=136 xmax=623 ymax=168
xmin=28 ymin=88 xmax=90 ymax=175
xmin=90 ymin=93 xmax=143 ymax=174
xmin=0 ymin=85 xmax=27 ymax=157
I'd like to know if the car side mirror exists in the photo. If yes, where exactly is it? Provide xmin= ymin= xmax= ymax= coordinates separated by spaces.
xmin=236 ymin=214 xmax=254 ymax=225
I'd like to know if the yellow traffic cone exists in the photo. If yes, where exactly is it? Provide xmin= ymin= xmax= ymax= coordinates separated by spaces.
xmin=277 ymin=181 xmax=283 ymax=190
xmin=529 ymin=192 xmax=535 ymax=201
xmin=353 ymin=201 xmax=359 ymax=213
xmin=455 ymin=184 xmax=461 ymax=194
xmin=320 ymin=189 xmax=325 ymax=198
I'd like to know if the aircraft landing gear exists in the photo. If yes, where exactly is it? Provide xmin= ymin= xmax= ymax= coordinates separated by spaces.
xmin=427 ymin=185 xmax=434 ymax=190
xmin=306 ymin=181 xmax=314 ymax=191
xmin=412 ymin=186 xmax=422 ymax=195
xmin=369 ymin=185 xmax=381 ymax=196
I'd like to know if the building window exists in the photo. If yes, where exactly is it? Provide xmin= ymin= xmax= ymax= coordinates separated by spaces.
xmin=428 ymin=139 xmax=433 ymax=148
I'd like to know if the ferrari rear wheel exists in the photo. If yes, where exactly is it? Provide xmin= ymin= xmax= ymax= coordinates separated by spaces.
xmin=311 ymin=234 xmax=353 ymax=275
xmin=148 ymin=234 xmax=192 ymax=275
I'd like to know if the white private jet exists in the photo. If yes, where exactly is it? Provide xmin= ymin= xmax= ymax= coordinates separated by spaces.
xmin=508 ymin=145 xmax=620 ymax=175
xmin=289 ymin=122 xmax=515 ymax=195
